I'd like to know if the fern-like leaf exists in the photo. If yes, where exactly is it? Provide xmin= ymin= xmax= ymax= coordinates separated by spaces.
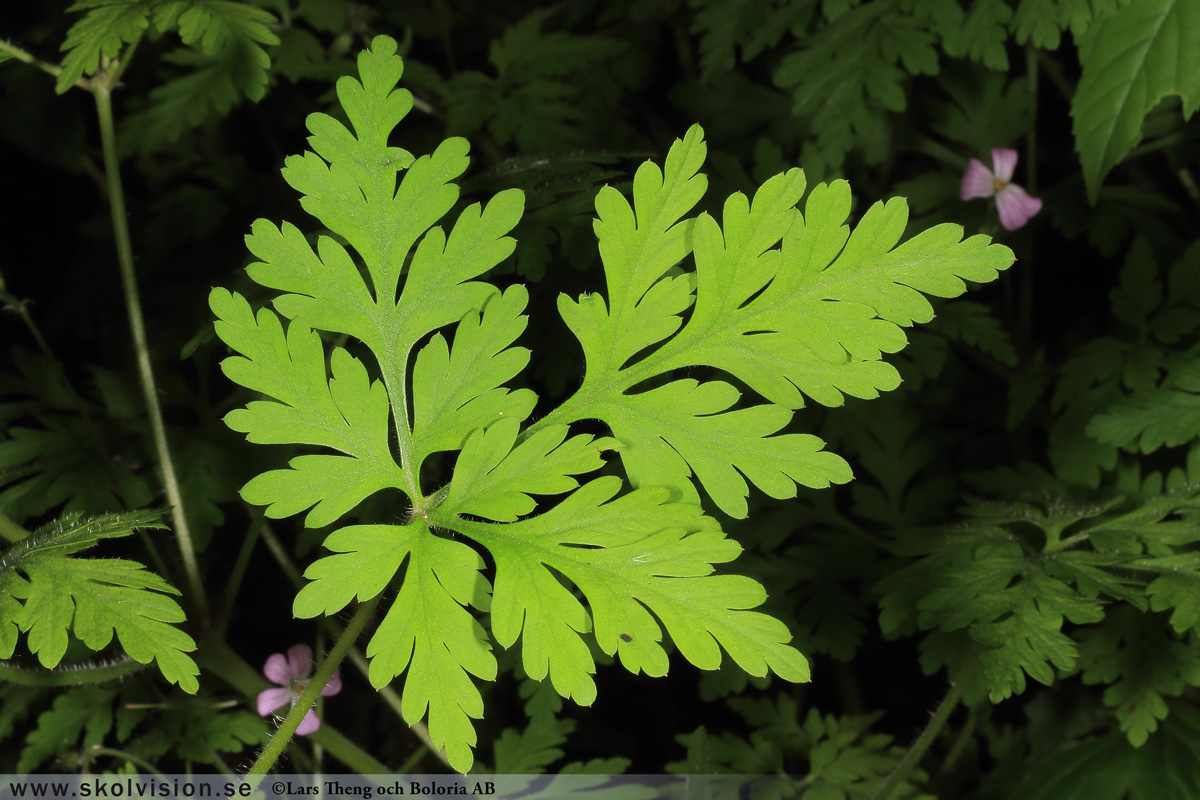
xmin=0 ymin=510 xmax=198 ymax=693
xmin=57 ymin=0 xmax=155 ymax=93
xmin=212 ymin=35 xmax=1013 ymax=771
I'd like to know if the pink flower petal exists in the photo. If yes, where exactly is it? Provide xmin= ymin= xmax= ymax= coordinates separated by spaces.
xmin=285 ymin=644 xmax=314 ymax=680
xmin=991 ymin=148 xmax=1019 ymax=183
xmin=321 ymin=668 xmax=343 ymax=697
xmin=257 ymin=687 xmax=292 ymax=717
xmin=263 ymin=653 xmax=295 ymax=686
xmin=295 ymin=709 xmax=322 ymax=736
xmin=996 ymin=183 xmax=1043 ymax=230
xmin=960 ymin=158 xmax=996 ymax=200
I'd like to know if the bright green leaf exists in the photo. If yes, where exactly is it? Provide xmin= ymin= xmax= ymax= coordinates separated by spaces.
xmin=446 ymin=477 xmax=811 ymax=706
xmin=57 ymin=0 xmax=154 ymax=93
xmin=0 ymin=511 xmax=198 ymax=693
xmin=556 ymin=131 xmax=1012 ymax=517
xmin=214 ymin=34 xmax=1013 ymax=771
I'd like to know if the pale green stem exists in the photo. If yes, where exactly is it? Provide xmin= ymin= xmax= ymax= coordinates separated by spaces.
xmin=0 ymin=40 xmax=69 ymax=82
xmin=216 ymin=514 xmax=263 ymax=629
xmin=381 ymin=363 xmax=423 ymax=503
xmin=941 ymin=705 xmax=978 ymax=772
xmin=0 ymin=655 xmax=146 ymax=686
xmin=257 ymin=517 xmax=305 ymax=586
xmin=83 ymin=746 xmax=166 ymax=777
xmin=0 ymin=513 xmax=28 ymax=543
xmin=870 ymin=653 xmax=978 ymax=800
xmin=197 ymin=636 xmax=390 ymax=775
xmin=93 ymin=83 xmax=209 ymax=627
xmin=106 ymin=35 xmax=143 ymax=86
xmin=246 ymin=597 xmax=381 ymax=779
xmin=1178 ymin=168 xmax=1200 ymax=218
xmin=314 ymin=624 xmax=326 ymax=773
xmin=395 ymin=745 xmax=430 ymax=775
xmin=0 ymin=287 xmax=58 ymax=367
xmin=344 ymin=647 xmax=450 ymax=769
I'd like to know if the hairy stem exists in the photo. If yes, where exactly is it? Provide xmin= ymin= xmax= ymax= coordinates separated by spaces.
xmin=0 ymin=655 xmax=146 ymax=686
xmin=0 ymin=40 xmax=69 ymax=82
xmin=197 ymin=636 xmax=390 ymax=775
xmin=92 ymin=83 xmax=209 ymax=627
xmin=246 ymin=597 xmax=381 ymax=779
xmin=870 ymin=654 xmax=979 ymax=800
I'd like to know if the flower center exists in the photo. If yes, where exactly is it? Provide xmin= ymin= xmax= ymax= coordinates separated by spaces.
xmin=993 ymin=179 xmax=1006 ymax=192
xmin=292 ymin=680 xmax=308 ymax=696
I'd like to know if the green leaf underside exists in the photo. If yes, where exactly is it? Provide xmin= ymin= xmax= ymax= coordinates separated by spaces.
xmin=211 ymin=35 xmax=1014 ymax=771
xmin=0 ymin=511 xmax=198 ymax=693
xmin=211 ymin=288 xmax=404 ymax=526
xmin=447 ymin=476 xmax=810 ymax=697
xmin=559 ymin=131 xmax=1012 ymax=517
xmin=294 ymin=520 xmax=494 ymax=771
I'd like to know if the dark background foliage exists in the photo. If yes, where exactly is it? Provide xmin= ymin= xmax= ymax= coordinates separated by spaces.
xmin=4 ymin=0 xmax=1200 ymax=794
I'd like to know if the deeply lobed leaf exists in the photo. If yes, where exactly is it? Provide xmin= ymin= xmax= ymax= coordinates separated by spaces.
xmin=555 ymin=128 xmax=1012 ymax=518
xmin=0 ymin=511 xmax=198 ymax=693
xmin=57 ymin=0 xmax=155 ymax=93
xmin=213 ymin=34 xmax=1014 ymax=770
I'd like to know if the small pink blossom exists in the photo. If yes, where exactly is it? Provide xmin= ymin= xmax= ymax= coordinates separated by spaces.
xmin=256 ymin=644 xmax=342 ymax=735
xmin=960 ymin=148 xmax=1043 ymax=231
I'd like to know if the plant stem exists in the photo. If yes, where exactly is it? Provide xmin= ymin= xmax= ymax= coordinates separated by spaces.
xmin=257 ymin=517 xmax=306 ymax=585
xmin=196 ymin=636 xmax=390 ymax=775
xmin=0 ymin=513 xmax=28 ymax=543
xmin=1179 ymin=167 xmax=1200 ymax=218
xmin=92 ymin=82 xmax=209 ymax=627
xmin=246 ymin=597 xmax=381 ymax=780
xmin=395 ymin=744 xmax=430 ymax=775
xmin=215 ymin=513 xmax=263 ymax=630
xmin=83 ymin=746 xmax=166 ymax=777
xmin=344 ymin=647 xmax=451 ymax=769
xmin=870 ymin=654 xmax=979 ymax=800
xmin=314 ymin=624 xmax=326 ymax=773
xmin=0 ymin=40 xmax=68 ymax=82
xmin=941 ymin=705 xmax=978 ymax=772
xmin=0 ymin=287 xmax=58 ymax=368
xmin=1034 ymin=48 xmax=1074 ymax=103
xmin=0 ymin=656 xmax=146 ymax=686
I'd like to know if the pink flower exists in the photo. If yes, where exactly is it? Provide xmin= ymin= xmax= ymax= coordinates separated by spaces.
xmin=960 ymin=148 xmax=1043 ymax=231
xmin=256 ymin=644 xmax=342 ymax=735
